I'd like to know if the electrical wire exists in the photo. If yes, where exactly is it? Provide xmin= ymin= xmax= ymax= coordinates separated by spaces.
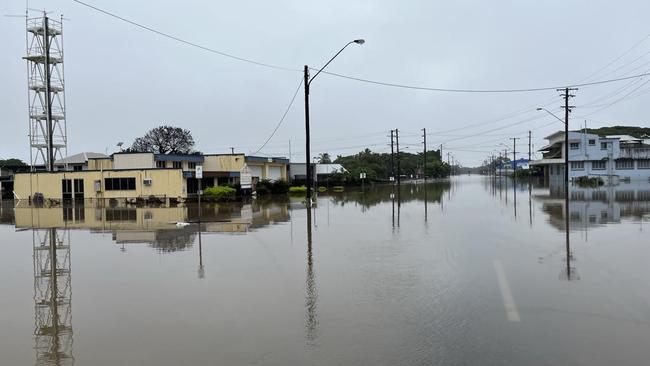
xmin=71 ymin=0 xmax=299 ymax=72
xmin=73 ymin=0 xmax=650 ymax=94
xmin=253 ymin=79 xmax=303 ymax=154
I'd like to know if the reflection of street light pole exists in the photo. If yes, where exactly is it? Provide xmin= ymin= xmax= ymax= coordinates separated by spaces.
xmin=305 ymin=39 xmax=365 ymax=207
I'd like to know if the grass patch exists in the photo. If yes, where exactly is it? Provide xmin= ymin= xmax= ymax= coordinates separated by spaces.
xmin=289 ymin=186 xmax=307 ymax=193
xmin=203 ymin=186 xmax=236 ymax=201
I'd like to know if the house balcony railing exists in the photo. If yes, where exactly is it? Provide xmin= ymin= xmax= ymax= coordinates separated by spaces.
xmin=619 ymin=149 xmax=650 ymax=159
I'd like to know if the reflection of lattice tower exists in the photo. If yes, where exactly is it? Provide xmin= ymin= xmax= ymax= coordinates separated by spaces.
xmin=33 ymin=228 xmax=74 ymax=366
xmin=25 ymin=14 xmax=67 ymax=171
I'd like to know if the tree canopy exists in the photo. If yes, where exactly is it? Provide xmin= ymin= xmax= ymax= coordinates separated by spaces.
xmin=0 ymin=158 xmax=27 ymax=168
xmin=585 ymin=126 xmax=650 ymax=138
xmin=129 ymin=125 xmax=196 ymax=154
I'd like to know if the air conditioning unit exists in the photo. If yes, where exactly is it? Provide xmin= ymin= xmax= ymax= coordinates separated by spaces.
xmin=143 ymin=178 xmax=153 ymax=186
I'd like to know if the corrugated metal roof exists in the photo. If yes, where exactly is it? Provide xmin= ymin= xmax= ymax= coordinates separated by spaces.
xmin=55 ymin=152 xmax=108 ymax=165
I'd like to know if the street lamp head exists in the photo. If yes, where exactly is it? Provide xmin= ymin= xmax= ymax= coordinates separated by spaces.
xmin=353 ymin=39 xmax=365 ymax=45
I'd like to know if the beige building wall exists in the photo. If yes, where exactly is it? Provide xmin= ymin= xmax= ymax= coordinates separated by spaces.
xmin=87 ymin=158 xmax=114 ymax=170
xmin=14 ymin=169 xmax=186 ymax=201
xmin=113 ymin=153 xmax=155 ymax=169
xmin=203 ymin=154 xmax=246 ymax=172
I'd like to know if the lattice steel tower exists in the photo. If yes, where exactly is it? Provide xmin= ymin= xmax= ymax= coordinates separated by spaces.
xmin=25 ymin=14 xmax=67 ymax=171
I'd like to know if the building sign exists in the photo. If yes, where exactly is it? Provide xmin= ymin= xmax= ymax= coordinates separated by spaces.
xmin=240 ymin=165 xmax=253 ymax=189
xmin=195 ymin=165 xmax=203 ymax=179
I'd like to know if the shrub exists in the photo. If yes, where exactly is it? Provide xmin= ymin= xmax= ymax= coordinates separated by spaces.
xmin=256 ymin=179 xmax=289 ymax=195
xmin=289 ymin=186 xmax=307 ymax=193
xmin=203 ymin=186 xmax=236 ymax=201
xmin=333 ymin=186 xmax=345 ymax=192
xmin=317 ymin=186 xmax=327 ymax=192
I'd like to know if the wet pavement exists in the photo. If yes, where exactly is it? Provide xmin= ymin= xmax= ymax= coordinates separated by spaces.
xmin=1 ymin=175 xmax=649 ymax=365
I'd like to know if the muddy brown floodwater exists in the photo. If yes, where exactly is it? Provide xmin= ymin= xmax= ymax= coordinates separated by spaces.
xmin=1 ymin=175 xmax=649 ymax=366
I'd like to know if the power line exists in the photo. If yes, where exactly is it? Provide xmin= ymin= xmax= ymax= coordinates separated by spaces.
xmin=71 ymin=0 xmax=299 ymax=72
xmin=73 ymin=0 xmax=650 ymax=94
xmin=319 ymin=69 xmax=650 ymax=93
xmin=253 ymin=79 xmax=303 ymax=154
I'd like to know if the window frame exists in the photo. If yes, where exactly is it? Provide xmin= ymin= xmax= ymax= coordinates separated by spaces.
xmin=591 ymin=160 xmax=606 ymax=170
xmin=570 ymin=161 xmax=584 ymax=171
xmin=570 ymin=142 xmax=580 ymax=150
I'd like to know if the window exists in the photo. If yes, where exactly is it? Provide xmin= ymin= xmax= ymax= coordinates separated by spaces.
xmin=156 ymin=160 xmax=166 ymax=168
xmin=638 ymin=159 xmax=650 ymax=169
xmin=571 ymin=161 xmax=584 ymax=170
xmin=591 ymin=160 xmax=606 ymax=170
xmin=104 ymin=177 xmax=136 ymax=190
xmin=172 ymin=161 xmax=182 ymax=169
xmin=105 ymin=209 xmax=137 ymax=221
xmin=615 ymin=159 xmax=634 ymax=170
xmin=73 ymin=165 xmax=83 ymax=171
xmin=588 ymin=139 xmax=596 ymax=146
xmin=188 ymin=162 xmax=196 ymax=169
xmin=601 ymin=142 xmax=608 ymax=150
xmin=570 ymin=142 xmax=580 ymax=150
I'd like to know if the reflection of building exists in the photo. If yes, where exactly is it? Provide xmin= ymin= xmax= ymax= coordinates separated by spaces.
xmin=33 ymin=228 xmax=74 ymax=365
xmin=13 ymin=201 xmax=291 ymax=250
xmin=532 ymin=131 xmax=650 ymax=183
xmin=537 ymin=182 xmax=650 ymax=230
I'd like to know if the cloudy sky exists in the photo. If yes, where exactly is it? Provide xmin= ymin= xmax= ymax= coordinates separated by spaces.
xmin=2 ymin=0 xmax=650 ymax=166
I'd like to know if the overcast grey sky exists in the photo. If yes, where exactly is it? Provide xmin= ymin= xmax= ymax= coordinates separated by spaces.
xmin=2 ymin=0 xmax=650 ymax=166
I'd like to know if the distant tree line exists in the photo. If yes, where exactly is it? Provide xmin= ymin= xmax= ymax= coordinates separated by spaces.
xmin=327 ymin=148 xmax=450 ymax=184
xmin=585 ymin=126 xmax=650 ymax=139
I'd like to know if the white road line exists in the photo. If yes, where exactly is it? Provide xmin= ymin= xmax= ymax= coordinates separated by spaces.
xmin=493 ymin=260 xmax=521 ymax=322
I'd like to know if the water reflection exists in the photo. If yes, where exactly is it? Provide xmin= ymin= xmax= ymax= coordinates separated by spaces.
xmin=538 ymin=181 xmax=650 ymax=231
xmin=305 ymin=208 xmax=318 ymax=345
xmin=33 ymin=228 xmax=74 ymax=365
xmin=12 ymin=201 xmax=291 ymax=251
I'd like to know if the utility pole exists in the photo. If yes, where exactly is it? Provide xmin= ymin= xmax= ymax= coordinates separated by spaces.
xmin=395 ymin=128 xmax=401 ymax=186
xmin=422 ymin=128 xmax=427 ymax=182
xmin=559 ymin=87 xmax=576 ymax=261
xmin=528 ymin=131 xmax=532 ymax=164
xmin=559 ymin=87 xmax=576 ymax=193
xmin=230 ymin=147 xmax=235 ymax=154
xmin=304 ymin=65 xmax=312 ymax=206
xmin=510 ymin=137 xmax=520 ymax=174
xmin=390 ymin=130 xmax=395 ymax=182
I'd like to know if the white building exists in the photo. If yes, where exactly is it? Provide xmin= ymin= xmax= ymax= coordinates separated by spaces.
xmin=530 ymin=131 xmax=650 ymax=183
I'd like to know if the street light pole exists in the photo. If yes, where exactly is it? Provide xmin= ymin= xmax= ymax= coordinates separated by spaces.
xmin=304 ymin=39 xmax=365 ymax=207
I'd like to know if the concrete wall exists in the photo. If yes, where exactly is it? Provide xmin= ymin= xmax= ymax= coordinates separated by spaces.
xmin=14 ymin=169 xmax=186 ymax=201
xmin=246 ymin=162 xmax=287 ymax=181
xmin=113 ymin=153 xmax=155 ymax=169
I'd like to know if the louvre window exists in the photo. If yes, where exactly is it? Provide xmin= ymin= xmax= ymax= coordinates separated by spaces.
xmin=588 ymin=139 xmax=596 ymax=146
xmin=156 ymin=160 xmax=166 ymax=168
xmin=570 ymin=142 xmax=580 ymax=150
xmin=173 ymin=161 xmax=182 ymax=169
xmin=637 ymin=159 xmax=650 ymax=169
xmin=570 ymin=161 xmax=584 ymax=170
xmin=601 ymin=142 xmax=608 ymax=150
xmin=615 ymin=159 xmax=634 ymax=170
xmin=591 ymin=161 xmax=606 ymax=170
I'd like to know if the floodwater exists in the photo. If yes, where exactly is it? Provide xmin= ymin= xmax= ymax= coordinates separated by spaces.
xmin=1 ymin=175 xmax=649 ymax=366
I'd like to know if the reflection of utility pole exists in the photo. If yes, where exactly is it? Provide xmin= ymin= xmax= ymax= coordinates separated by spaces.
xmin=33 ymin=228 xmax=74 ymax=365
xmin=305 ymin=209 xmax=318 ymax=345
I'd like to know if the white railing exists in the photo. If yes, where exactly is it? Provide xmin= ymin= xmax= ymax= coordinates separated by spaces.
xmin=619 ymin=149 xmax=650 ymax=159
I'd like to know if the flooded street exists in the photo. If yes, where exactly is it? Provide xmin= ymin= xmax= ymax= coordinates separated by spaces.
xmin=1 ymin=175 xmax=649 ymax=365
